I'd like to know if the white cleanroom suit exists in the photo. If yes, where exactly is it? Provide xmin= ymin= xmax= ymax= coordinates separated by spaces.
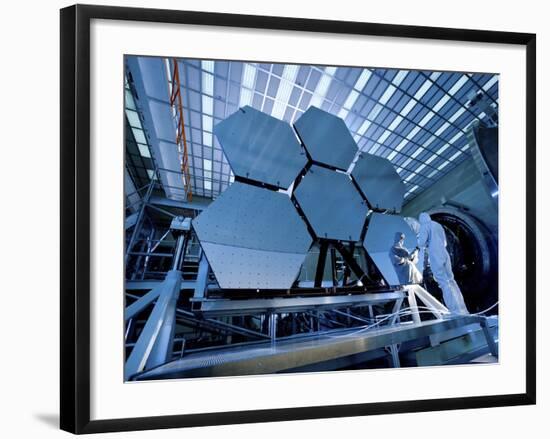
xmin=390 ymin=232 xmax=423 ymax=285
xmin=418 ymin=213 xmax=469 ymax=314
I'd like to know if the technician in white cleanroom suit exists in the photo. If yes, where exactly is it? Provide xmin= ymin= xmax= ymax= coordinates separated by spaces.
xmin=418 ymin=212 xmax=469 ymax=315
xmin=390 ymin=232 xmax=423 ymax=284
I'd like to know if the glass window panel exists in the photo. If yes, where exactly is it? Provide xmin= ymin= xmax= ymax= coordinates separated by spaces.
xmin=126 ymin=110 xmax=141 ymax=128
xmin=137 ymin=143 xmax=151 ymax=158
xmin=132 ymin=127 xmax=146 ymax=144
xmin=125 ymin=90 xmax=136 ymax=110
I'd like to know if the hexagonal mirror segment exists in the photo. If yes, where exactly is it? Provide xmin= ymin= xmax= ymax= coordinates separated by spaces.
xmin=351 ymin=153 xmax=406 ymax=212
xmin=362 ymin=213 xmax=418 ymax=286
xmin=213 ymin=106 xmax=308 ymax=189
xmin=293 ymin=165 xmax=369 ymax=242
xmin=293 ymin=106 xmax=358 ymax=171
xmin=192 ymin=182 xmax=312 ymax=289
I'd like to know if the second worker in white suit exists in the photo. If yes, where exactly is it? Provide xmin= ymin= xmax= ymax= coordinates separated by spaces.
xmin=417 ymin=212 xmax=469 ymax=315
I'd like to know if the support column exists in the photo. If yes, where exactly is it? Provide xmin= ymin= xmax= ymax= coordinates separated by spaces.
xmin=125 ymin=270 xmax=182 ymax=380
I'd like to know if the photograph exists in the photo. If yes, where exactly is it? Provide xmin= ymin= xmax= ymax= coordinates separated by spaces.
xmin=123 ymin=55 xmax=500 ymax=381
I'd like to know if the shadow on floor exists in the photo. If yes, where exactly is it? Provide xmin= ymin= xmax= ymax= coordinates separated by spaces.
xmin=34 ymin=413 xmax=59 ymax=430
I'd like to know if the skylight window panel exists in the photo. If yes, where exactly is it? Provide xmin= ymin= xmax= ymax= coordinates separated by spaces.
xmin=354 ymin=69 xmax=372 ymax=91
xmin=203 ymin=132 xmax=213 ymax=147
xmin=482 ymin=75 xmax=499 ymax=92
xmin=428 ymin=169 xmax=438 ymax=178
xmin=387 ymin=115 xmax=403 ymax=131
xmin=202 ymin=60 xmax=215 ymax=73
xmin=425 ymin=154 xmax=437 ymax=165
xmin=369 ymin=144 xmax=381 ymax=154
xmin=407 ymin=185 xmax=419 ymax=195
xmin=448 ymin=75 xmax=469 ymax=96
xmin=432 ymin=94 xmax=450 ymax=112
xmin=434 ymin=122 xmax=450 ymax=136
xmin=202 ymin=95 xmax=214 ymax=115
xmin=378 ymin=85 xmax=396 ymax=105
xmin=436 ymin=144 xmax=450 ymax=155
xmin=418 ymin=111 xmax=435 ymax=127
xmin=126 ymin=109 xmax=141 ymax=128
xmin=147 ymin=169 xmax=156 ymax=180
xmin=137 ymin=144 xmax=151 ymax=158
xmin=413 ymin=79 xmax=432 ymax=100
xmin=271 ymin=65 xmax=300 ymax=119
xmin=242 ymin=64 xmax=256 ymax=88
xmin=395 ymin=138 xmax=408 ymax=152
xmin=430 ymin=72 xmax=441 ymax=81
xmin=449 ymin=151 xmax=462 ymax=162
xmin=239 ymin=64 xmax=257 ymax=107
xmin=368 ymin=104 xmax=383 ymax=120
xmin=448 ymin=107 xmax=466 ymax=123
xmin=406 ymin=126 xmax=421 ymax=140
xmin=132 ymin=127 xmax=147 ymax=144
xmin=392 ymin=70 xmax=408 ymax=86
xmin=239 ymin=89 xmax=253 ymax=107
xmin=202 ymin=114 xmax=213 ymax=132
xmin=411 ymin=147 xmax=424 ymax=158
xmin=449 ymin=132 xmax=463 ymax=144
xmin=357 ymin=119 xmax=372 ymax=136
xmin=338 ymin=70 xmax=373 ymax=118
xmin=202 ymin=72 xmax=214 ymax=96
xmin=338 ymin=90 xmax=360 ymax=118
xmin=378 ymin=130 xmax=391 ymax=144
xmin=438 ymin=161 xmax=449 ymax=171
xmin=401 ymin=157 xmax=412 ymax=168
xmin=387 ymin=151 xmax=398 ymax=160
xmin=125 ymin=90 xmax=136 ymax=110
xmin=415 ymin=163 xmax=427 ymax=174
xmin=423 ymin=135 xmax=436 ymax=148
xmin=309 ymin=66 xmax=337 ymax=108
xmin=399 ymin=99 xmax=417 ymax=117
xmin=204 ymin=179 xmax=212 ymax=190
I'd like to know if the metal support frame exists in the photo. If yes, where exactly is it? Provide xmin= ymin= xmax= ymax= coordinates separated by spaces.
xmin=269 ymin=313 xmax=277 ymax=343
xmin=125 ymin=288 xmax=161 ymax=320
xmin=125 ymin=177 xmax=155 ymax=264
xmin=387 ymin=344 xmax=401 ymax=368
xmin=125 ymin=270 xmax=182 ymax=380
xmin=406 ymin=287 xmax=422 ymax=324
xmin=193 ymin=251 xmax=210 ymax=299
xmin=341 ymin=243 xmax=354 ymax=286
xmin=171 ymin=233 xmax=188 ymax=271
xmin=480 ymin=317 xmax=499 ymax=358
xmin=314 ymin=241 xmax=329 ymax=288
xmin=333 ymin=241 xmax=371 ymax=284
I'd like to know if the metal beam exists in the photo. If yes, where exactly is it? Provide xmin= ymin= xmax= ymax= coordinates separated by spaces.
xmin=314 ymin=241 xmax=329 ymax=288
xmin=125 ymin=270 xmax=182 ymax=380
xmin=125 ymin=288 xmax=161 ymax=321
xmin=194 ymin=291 xmax=406 ymax=317
xmin=333 ymin=241 xmax=371 ymax=284
xmin=126 ymin=280 xmax=196 ymax=291
xmin=149 ymin=195 xmax=211 ymax=211
xmin=134 ymin=315 xmax=491 ymax=380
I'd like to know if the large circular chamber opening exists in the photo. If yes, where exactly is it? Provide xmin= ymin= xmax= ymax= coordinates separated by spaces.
xmin=424 ymin=207 xmax=498 ymax=314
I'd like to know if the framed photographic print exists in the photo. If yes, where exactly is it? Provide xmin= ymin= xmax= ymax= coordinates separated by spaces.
xmin=60 ymin=4 xmax=536 ymax=434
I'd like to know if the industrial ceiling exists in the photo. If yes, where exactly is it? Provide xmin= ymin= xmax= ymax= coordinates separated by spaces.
xmin=124 ymin=57 xmax=498 ymax=204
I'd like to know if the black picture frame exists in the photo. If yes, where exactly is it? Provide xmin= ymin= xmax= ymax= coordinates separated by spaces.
xmin=60 ymin=4 xmax=536 ymax=434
